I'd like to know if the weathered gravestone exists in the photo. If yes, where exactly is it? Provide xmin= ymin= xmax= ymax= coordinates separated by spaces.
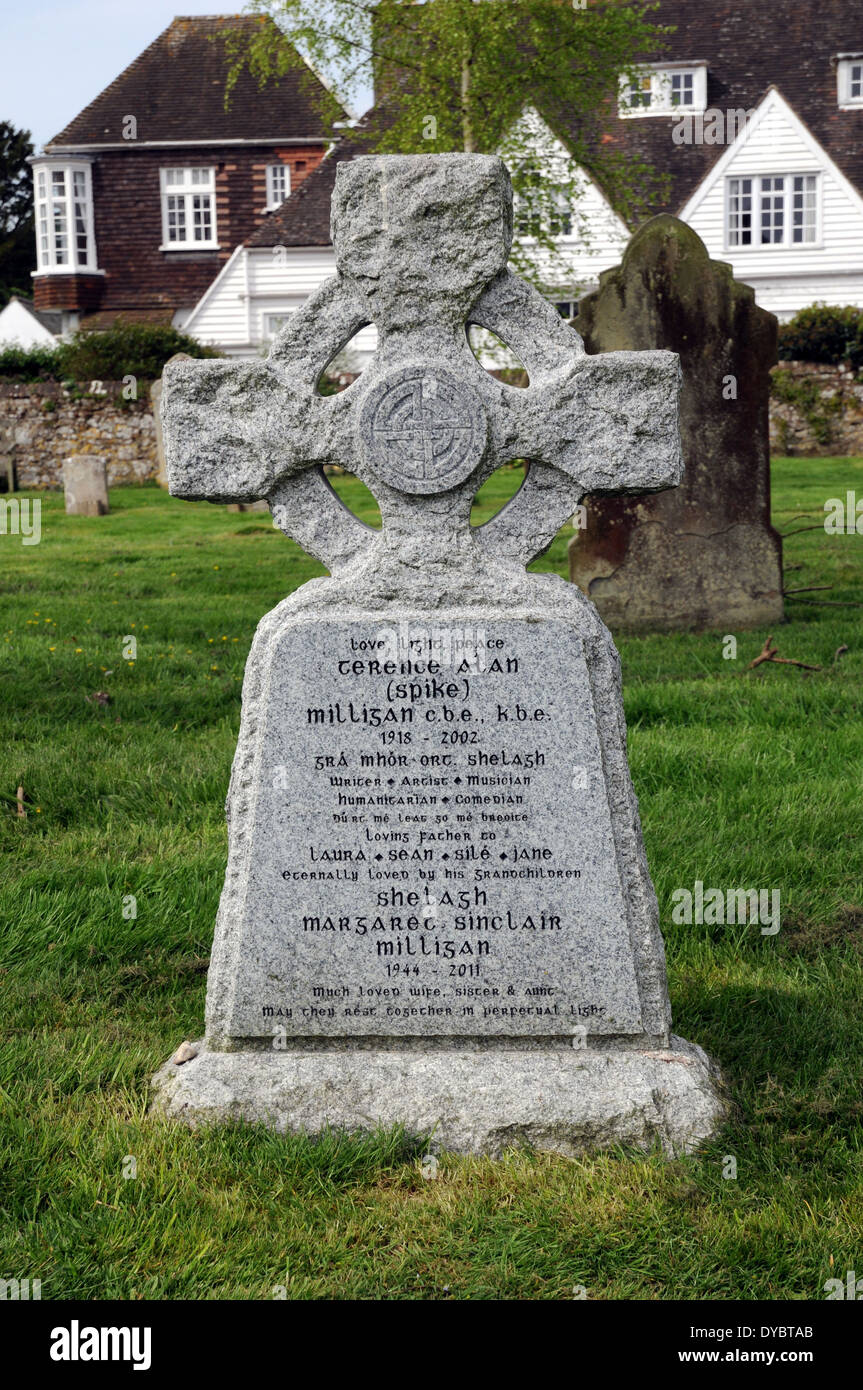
xmin=151 ymin=156 xmax=725 ymax=1156
xmin=63 ymin=454 xmax=109 ymax=516
xmin=569 ymin=216 xmax=783 ymax=631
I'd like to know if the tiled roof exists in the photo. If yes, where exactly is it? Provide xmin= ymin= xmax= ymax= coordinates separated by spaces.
xmin=48 ymin=15 xmax=344 ymax=148
xmin=77 ymin=309 xmax=177 ymax=331
xmin=247 ymin=143 xmax=355 ymax=247
xmin=243 ymin=0 xmax=863 ymax=250
xmin=551 ymin=0 xmax=863 ymax=217
xmin=9 ymin=297 xmax=64 ymax=335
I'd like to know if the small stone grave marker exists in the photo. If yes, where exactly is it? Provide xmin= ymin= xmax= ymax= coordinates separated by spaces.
xmin=63 ymin=454 xmax=109 ymax=516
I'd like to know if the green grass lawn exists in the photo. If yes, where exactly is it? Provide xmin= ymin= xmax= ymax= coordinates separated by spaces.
xmin=1 ymin=459 xmax=862 ymax=1301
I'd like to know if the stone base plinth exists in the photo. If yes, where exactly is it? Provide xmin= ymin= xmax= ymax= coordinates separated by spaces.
xmin=568 ymin=524 xmax=784 ymax=633
xmin=151 ymin=1036 xmax=725 ymax=1158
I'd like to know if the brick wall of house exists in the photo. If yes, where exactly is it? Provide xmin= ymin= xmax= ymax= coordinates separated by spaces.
xmin=33 ymin=144 xmax=326 ymax=317
xmin=0 ymin=383 xmax=157 ymax=489
xmin=31 ymin=275 xmax=106 ymax=313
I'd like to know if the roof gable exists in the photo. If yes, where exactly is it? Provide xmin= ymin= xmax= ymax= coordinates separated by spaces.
xmin=567 ymin=0 xmax=863 ymax=218
xmin=48 ymin=15 xmax=344 ymax=148
xmin=679 ymin=87 xmax=863 ymax=226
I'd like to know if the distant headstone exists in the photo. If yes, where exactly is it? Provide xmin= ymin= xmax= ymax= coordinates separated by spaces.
xmin=63 ymin=454 xmax=109 ymax=516
xmin=569 ymin=216 xmax=783 ymax=631
xmin=152 ymin=156 xmax=725 ymax=1157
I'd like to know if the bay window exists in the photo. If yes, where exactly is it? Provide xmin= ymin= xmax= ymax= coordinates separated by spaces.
xmin=33 ymin=160 xmax=97 ymax=272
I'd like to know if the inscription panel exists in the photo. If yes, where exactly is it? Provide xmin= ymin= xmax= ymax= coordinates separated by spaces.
xmin=227 ymin=620 xmax=643 ymax=1038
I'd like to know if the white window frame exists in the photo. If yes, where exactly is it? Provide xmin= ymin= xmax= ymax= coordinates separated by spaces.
xmin=837 ymin=54 xmax=863 ymax=109
xmin=159 ymin=167 xmax=218 ymax=250
xmin=265 ymin=163 xmax=291 ymax=211
xmin=32 ymin=160 xmax=98 ymax=273
xmin=724 ymin=173 xmax=821 ymax=251
xmin=513 ymin=163 xmax=573 ymax=240
xmin=619 ymin=63 xmax=707 ymax=118
xmin=263 ymin=311 xmax=294 ymax=341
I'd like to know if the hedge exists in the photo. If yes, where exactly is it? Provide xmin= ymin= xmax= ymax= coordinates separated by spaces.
xmin=777 ymin=304 xmax=863 ymax=371
xmin=0 ymin=322 xmax=219 ymax=384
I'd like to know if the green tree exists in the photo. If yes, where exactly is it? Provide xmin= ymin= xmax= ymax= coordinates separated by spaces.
xmin=229 ymin=0 xmax=669 ymax=290
xmin=0 ymin=122 xmax=35 ymax=305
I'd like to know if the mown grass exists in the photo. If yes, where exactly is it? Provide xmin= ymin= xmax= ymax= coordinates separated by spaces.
xmin=1 ymin=459 xmax=862 ymax=1301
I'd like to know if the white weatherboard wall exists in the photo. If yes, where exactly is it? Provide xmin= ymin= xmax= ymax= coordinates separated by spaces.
xmin=184 ymin=244 xmax=377 ymax=364
xmin=501 ymin=109 xmax=630 ymax=295
xmin=679 ymin=89 xmax=863 ymax=320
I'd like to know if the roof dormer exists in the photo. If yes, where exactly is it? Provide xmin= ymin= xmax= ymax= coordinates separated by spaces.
xmin=618 ymin=61 xmax=708 ymax=118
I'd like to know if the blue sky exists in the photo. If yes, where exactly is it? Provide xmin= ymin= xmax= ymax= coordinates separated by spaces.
xmin=1 ymin=0 xmax=371 ymax=150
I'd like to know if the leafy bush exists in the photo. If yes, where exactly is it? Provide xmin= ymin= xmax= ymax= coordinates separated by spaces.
xmin=60 ymin=321 xmax=219 ymax=381
xmin=0 ymin=321 xmax=219 ymax=384
xmin=777 ymin=304 xmax=863 ymax=370
xmin=0 ymin=344 xmax=61 ymax=382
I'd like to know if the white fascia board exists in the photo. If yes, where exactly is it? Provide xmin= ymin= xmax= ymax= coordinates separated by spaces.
xmin=43 ymin=137 xmax=331 ymax=152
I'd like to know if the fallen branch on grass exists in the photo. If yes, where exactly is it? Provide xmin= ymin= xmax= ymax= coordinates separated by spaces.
xmin=748 ymin=635 xmax=821 ymax=672
xmin=784 ymin=597 xmax=863 ymax=608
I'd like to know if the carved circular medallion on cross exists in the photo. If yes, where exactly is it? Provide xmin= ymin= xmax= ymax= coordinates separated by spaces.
xmin=359 ymin=366 xmax=487 ymax=494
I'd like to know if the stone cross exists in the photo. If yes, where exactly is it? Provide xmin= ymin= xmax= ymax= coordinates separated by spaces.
xmin=155 ymin=156 xmax=725 ymax=1159
xmin=162 ymin=154 xmax=682 ymax=573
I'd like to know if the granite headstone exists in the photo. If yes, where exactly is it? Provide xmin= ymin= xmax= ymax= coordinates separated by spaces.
xmin=151 ymin=155 xmax=725 ymax=1156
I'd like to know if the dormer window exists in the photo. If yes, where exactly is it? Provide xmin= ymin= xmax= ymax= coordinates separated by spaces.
xmin=671 ymin=72 xmax=694 ymax=106
xmin=837 ymin=54 xmax=863 ymax=108
xmin=619 ymin=63 xmax=707 ymax=117
xmin=32 ymin=158 xmax=98 ymax=272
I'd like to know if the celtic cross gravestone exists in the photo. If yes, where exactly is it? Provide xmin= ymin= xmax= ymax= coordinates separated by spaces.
xmin=151 ymin=154 xmax=725 ymax=1155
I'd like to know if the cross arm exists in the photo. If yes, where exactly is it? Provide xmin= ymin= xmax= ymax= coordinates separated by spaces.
xmin=504 ymin=350 xmax=683 ymax=496
xmin=161 ymin=277 xmax=368 ymax=504
xmin=161 ymin=358 xmax=320 ymax=503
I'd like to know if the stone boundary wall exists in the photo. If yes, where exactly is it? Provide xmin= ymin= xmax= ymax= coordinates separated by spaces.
xmin=0 ymin=381 xmax=158 ymax=490
xmin=770 ymin=362 xmax=863 ymax=457
xmin=1 ymin=366 xmax=861 ymax=489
